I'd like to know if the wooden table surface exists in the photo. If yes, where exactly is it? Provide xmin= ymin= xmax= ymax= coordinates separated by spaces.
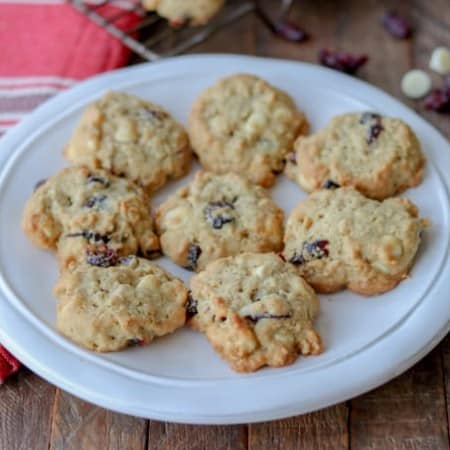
xmin=2 ymin=1 xmax=450 ymax=449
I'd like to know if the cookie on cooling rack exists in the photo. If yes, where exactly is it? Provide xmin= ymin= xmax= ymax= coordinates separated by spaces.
xmin=155 ymin=171 xmax=284 ymax=271
xmin=65 ymin=91 xmax=191 ymax=194
xmin=188 ymin=74 xmax=309 ymax=187
xmin=189 ymin=252 xmax=322 ymax=372
xmin=283 ymin=187 xmax=430 ymax=296
xmin=22 ymin=166 xmax=160 ymax=269
xmin=54 ymin=256 xmax=187 ymax=352
xmin=141 ymin=0 xmax=225 ymax=26
xmin=284 ymin=112 xmax=425 ymax=200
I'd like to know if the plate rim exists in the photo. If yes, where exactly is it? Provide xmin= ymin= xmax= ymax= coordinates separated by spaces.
xmin=1 ymin=54 xmax=450 ymax=424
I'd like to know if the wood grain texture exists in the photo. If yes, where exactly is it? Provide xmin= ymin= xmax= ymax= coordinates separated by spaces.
xmin=148 ymin=422 xmax=247 ymax=450
xmin=442 ymin=335 xmax=450 ymax=440
xmin=2 ymin=2 xmax=450 ymax=449
xmin=350 ymin=348 xmax=450 ymax=450
xmin=411 ymin=0 xmax=450 ymax=137
xmin=248 ymin=405 xmax=349 ymax=450
xmin=49 ymin=389 xmax=148 ymax=450
xmin=0 ymin=369 xmax=56 ymax=450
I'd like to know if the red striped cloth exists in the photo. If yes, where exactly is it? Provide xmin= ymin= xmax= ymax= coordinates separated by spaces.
xmin=0 ymin=0 xmax=142 ymax=383
xmin=0 ymin=0 xmax=142 ymax=137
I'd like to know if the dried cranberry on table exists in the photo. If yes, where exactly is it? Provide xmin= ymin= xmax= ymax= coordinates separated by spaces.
xmin=424 ymin=88 xmax=450 ymax=113
xmin=382 ymin=11 xmax=413 ymax=39
xmin=255 ymin=6 xmax=309 ymax=43
xmin=319 ymin=49 xmax=368 ymax=75
xmin=423 ymin=74 xmax=450 ymax=113
xmin=274 ymin=20 xmax=309 ymax=42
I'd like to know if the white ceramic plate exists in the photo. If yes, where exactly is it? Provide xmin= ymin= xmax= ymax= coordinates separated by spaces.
xmin=0 ymin=55 xmax=449 ymax=424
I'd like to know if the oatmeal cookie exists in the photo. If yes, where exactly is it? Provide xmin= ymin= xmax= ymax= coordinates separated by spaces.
xmin=189 ymin=252 xmax=322 ymax=372
xmin=65 ymin=91 xmax=191 ymax=193
xmin=189 ymin=74 xmax=309 ymax=187
xmin=155 ymin=171 xmax=284 ymax=271
xmin=55 ymin=256 xmax=187 ymax=351
xmin=283 ymin=187 xmax=430 ymax=295
xmin=22 ymin=166 xmax=159 ymax=269
xmin=285 ymin=112 xmax=425 ymax=200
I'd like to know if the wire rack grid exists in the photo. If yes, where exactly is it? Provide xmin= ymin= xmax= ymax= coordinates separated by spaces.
xmin=69 ymin=0 xmax=294 ymax=61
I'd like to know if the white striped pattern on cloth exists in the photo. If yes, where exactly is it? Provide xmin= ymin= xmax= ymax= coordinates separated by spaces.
xmin=0 ymin=76 xmax=77 ymax=138
xmin=0 ymin=76 xmax=76 ymax=88
xmin=0 ymin=0 xmax=140 ymax=8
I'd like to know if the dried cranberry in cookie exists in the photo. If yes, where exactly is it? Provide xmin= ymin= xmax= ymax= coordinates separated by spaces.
xmin=54 ymin=257 xmax=187 ymax=352
xmin=155 ymin=171 xmax=284 ymax=271
xmin=22 ymin=166 xmax=160 ymax=269
xmin=283 ymin=187 xmax=430 ymax=295
xmin=85 ymin=246 xmax=119 ymax=268
xmin=65 ymin=91 xmax=191 ymax=194
xmin=189 ymin=252 xmax=322 ymax=372
xmin=285 ymin=112 xmax=425 ymax=200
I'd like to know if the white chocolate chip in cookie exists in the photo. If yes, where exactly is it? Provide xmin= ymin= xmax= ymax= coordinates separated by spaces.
xmin=371 ymin=261 xmax=393 ymax=275
xmin=55 ymin=258 xmax=187 ymax=352
xmin=380 ymin=235 xmax=404 ymax=260
xmin=155 ymin=172 xmax=284 ymax=271
xmin=189 ymin=253 xmax=322 ymax=372
xmin=161 ymin=206 xmax=191 ymax=228
xmin=253 ymin=265 xmax=266 ymax=278
xmin=66 ymin=91 xmax=191 ymax=194
xmin=189 ymin=74 xmax=308 ymax=187
xmin=137 ymin=274 xmax=161 ymax=291
xmin=283 ymin=188 xmax=428 ymax=295
xmin=115 ymin=118 xmax=137 ymax=142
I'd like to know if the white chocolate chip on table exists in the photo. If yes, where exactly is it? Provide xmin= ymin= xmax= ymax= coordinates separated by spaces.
xmin=429 ymin=47 xmax=450 ymax=75
xmin=401 ymin=70 xmax=431 ymax=99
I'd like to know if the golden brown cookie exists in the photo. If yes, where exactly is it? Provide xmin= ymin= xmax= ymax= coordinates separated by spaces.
xmin=55 ymin=256 xmax=187 ymax=352
xmin=22 ymin=166 xmax=159 ymax=269
xmin=283 ymin=187 xmax=430 ymax=295
xmin=189 ymin=252 xmax=322 ymax=372
xmin=189 ymin=74 xmax=309 ymax=187
xmin=155 ymin=171 xmax=284 ymax=271
xmin=65 ymin=91 xmax=191 ymax=194
xmin=285 ymin=112 xmax=425 ymax=200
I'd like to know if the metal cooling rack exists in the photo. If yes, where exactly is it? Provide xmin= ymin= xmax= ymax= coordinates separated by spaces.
xmin=69 ymin=0 xmax=294 ymax=61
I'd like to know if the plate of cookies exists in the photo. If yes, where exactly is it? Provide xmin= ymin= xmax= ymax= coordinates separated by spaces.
xmin=0 ymin=54 xmax=449 ymax=423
